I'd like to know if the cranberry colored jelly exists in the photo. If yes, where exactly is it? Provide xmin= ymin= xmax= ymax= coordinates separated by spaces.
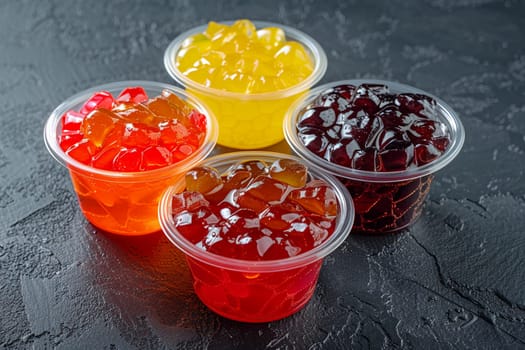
xmin=172 ymin=159 xmax=337 ymax=260
xmin=296 ymin=83 xmax=452 ymax=233
xmin=168 ymin=158 xmax=340 ymax=322
xmin=58 ymin=87 xmax=207 ymax=171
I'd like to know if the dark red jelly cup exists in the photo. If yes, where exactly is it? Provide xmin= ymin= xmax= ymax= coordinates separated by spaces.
xmin=158 ymin=151 xmax=354 ymax=322
xmin=284 ymin=80 xmax=465 ymax=234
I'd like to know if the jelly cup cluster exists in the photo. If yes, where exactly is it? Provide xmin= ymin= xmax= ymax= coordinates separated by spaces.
xmin=44 ymin=19 xmax=465 ymax=324
xmin=164 ymin=20 xmax=327 ymax=149
xmin=284 ymin=79 xmax=465 ymax=233
xmin=159 ymin=152 xmax=354 ymax=323
xmin=44 ymin=81 xmax=218 ymax=235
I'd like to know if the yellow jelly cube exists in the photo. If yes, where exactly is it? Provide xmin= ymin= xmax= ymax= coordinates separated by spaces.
xmin=232 ymin=19 xmax=257 ymax=39
xmin=205 ymin=21 xmax=229 ymax=39
xmin=181 ymin=33 xmax=209 ymax=49
xmin=256 ymin=27 xmax=285 ymax=49
xmin=274 ymin=42 xmax=312 ymax=68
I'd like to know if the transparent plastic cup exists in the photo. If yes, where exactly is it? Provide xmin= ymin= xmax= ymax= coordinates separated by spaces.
xmin=44 ymin=81 xmax=218 ymax=235
xmin=284 ymin=79 xmax=465 ymax=234
xmin=158 ymin=151 xmax=354 ymax=322
xmin=164 ymin=21 xmax=327 ymax=149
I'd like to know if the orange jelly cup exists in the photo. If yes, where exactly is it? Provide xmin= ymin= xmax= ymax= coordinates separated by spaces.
xmin=44 ymin=81 xmax=218 ymax=235
xmin=158 ymin=152 xmax=355 ymax=322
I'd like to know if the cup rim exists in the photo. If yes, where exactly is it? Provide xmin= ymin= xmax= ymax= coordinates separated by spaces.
xmin=43 ymin=80 xmax=219 ymax=182
xmin=283 ymin=79 xmax=466 ymax=183
xmin=163 ymin=20 xmax=328 ymax=100
xmin=158 ymin=151 xmax=354 ymax=272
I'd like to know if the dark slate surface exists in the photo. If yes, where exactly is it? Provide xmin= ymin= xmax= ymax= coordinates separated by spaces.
xmin=1 ymin=0 xmax=524 ymax=349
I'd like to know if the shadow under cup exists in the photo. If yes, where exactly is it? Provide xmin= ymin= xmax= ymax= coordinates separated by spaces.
xmin=164 ymin=21 xmax=327 ymax=149
xmin=284 ymin=79 xmax=466 ymax=234
xmin=158 ymin=152 xmax=355 ymax=322
xmin=44 ymin=81 xmax=218 ymax=236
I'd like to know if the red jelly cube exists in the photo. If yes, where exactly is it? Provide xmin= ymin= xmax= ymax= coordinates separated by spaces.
xmin=59 ymin=132 xmax=84 ymax=152
xmin=172 ymin=191 xmax=210 ymax=214
xmin=259 ymin=204 xmax=303 ymax=231
xmin=176 ymin=207 xmax=219 ymax=244
xmin=116 ymin=87 xmax=148 ymax=104
xmin=235 ymin=191 xmax=269 ymax=214
xmin=228 ymin=160 xmax=268 ymax=179
xmin=269 ymin=159 xmax=308 ymax=188
xmin=243 ymin=176 xmax=289 ymax=203
xmin=65 ymin=139 xmax=96 ymax=165
xmin=185 ymin=167 xmax=223 ymax=194
xmin=142 ymin=146 xmax=172 ymax=170
xmin=288 ymin=180 xmax=338 ymax=216
xmin=80 ymin=91 xmax=114 ymax=115
xmin=121 ymin=123 xmax=152 ymax=148
xmin=189 ymin=110 xmax=207 ymax=132
xmin=61 ymin=110 xmax=84 ymax=133
xmin=91 ymin=144 xmax=120 ymax=170
xmin=113 ymin=147 xmax=143 ymax=172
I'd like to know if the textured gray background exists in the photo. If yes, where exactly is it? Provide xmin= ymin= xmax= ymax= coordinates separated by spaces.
xmin=1 ymin=0 xmax=524 ymax=349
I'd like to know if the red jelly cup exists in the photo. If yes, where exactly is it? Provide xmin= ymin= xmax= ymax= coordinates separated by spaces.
xmin=44 ymin=81 xmax=218 ymax=235
xmin=284 ymin=79 xmax=465 ymax=234
xmin=158 ymin=151 xmax=354 ymax=323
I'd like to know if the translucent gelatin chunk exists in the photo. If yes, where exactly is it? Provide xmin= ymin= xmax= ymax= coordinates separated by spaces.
xmin=116 ymin=86 xmax=148 ymax=104
xmin=81 ymin=109 xmax=118 ymax=147
xmin=142 ymin=146 xmax=172 ymax=170
xmin=288 ymin=180 xmax=338 ymax=216
xmin=80 ymin=91 xmax=114 ymax=115
xmin=65 ymin=139 xmax=96 ymax=165
xmin=61 ymin=110 xmax=84 ymax=133
xmin=269 ymin=159 xmax=307 ymax=188
xmin=172 ymin=191 xmax=210 ymax=214
xmin=242 ymin=176 xmax=289 ymax=203
xmin=256 ymin=27 xmax=285 ymax=49
xmin=185 ymin=166 xmax=223 ymax=194
xmin=113 ymin=147 xmax=142 ymax=171
xmin=228 ymin=160 xmax=268 ymax=181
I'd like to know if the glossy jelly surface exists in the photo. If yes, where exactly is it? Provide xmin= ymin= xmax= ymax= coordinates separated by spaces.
xmin=296 ymin=83 xmax=451 ymax=171
xmin=59 ymin=87 xmax=207 ymax=171
xmin=176 ymin=20 xmax=313 ymax=93
xmin=292 ymin=82 xmax=455 ymax=233
xmin=173 ymin=159 xmax=337 ymax=260
xmin=160 ymin=153 xmax=352 ymax=322
xmin=165 ymin=20 xmax=326 ymax=149
xmin=45 ymin=82 xmax=216 ymax=235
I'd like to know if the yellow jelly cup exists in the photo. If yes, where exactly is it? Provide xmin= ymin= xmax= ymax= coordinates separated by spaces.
xmin=44 ymin=81 xmax=218 ymax=236
xmin=164 ymin=21 xmax=327 ymax=149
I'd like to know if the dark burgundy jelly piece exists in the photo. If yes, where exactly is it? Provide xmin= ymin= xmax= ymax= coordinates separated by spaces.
xmin=351 ymin=84 xmax=383 ymax=115
xmin=299 ymin=128 xmax=329 ymax=156
xmin=395 ymin=93 xmax=436 ymax=116
xmin=297 ymin=106 xmax=337 ymax=129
